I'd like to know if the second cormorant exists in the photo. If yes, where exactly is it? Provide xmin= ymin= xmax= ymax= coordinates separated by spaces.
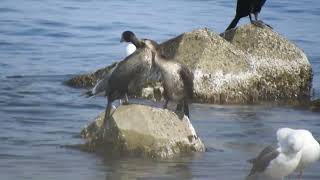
xmin=144 ymin=40 xmax=194 ymax=118
xmin=226 ymin=0 xmax=268 ymax=31
xmin=100 ymin=32 xmax=154 ymax=128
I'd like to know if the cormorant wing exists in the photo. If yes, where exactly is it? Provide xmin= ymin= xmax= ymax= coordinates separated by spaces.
xmin=108 ymin=48 xmax=153 ymax=94
xmin=85 ymin=63 xmax=118 ymax=97
xmin=179 ymin=64 xmax=194 ymax=99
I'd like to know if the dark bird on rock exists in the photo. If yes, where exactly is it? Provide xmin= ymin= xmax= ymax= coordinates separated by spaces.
xmin=144 ymin=40 xmax=194 ymax=118
xmin=226 ymin=0 xmax=269 ymax=31
xmin=85 ymin=31 xmax=160 ymax=129
xmin=120 ymin=31 xmax=146 ymax=49
xmin=121 ymin=30 xmax=162 ymax=83
xmin=91 ymin=32 xmax=156 ymax=128
xmin=103 ymin=48 xmax=154 ymax=128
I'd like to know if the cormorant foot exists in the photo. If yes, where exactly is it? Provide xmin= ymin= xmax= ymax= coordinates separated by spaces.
xmin=163 ymin=100 xmax=169 ymax=109
xmin=103 ymin=118 xmax=111 ymax=129
xmin=251 ymin=20 xmax=266 ymax=28
xmin=264 ymin=23 xmax=273 ymax=29
xmin=252 ymin=20 xmax=273 ymax=29
xmin=174 ymin=110 xmax=185 ymax=120
xmin=103 ymin=113 xmax=111 ymax=129
xmin=122 ymin=101 xmax=130 ymax=105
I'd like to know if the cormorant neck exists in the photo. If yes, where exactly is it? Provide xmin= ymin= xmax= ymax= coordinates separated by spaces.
xmin=152 ymin=51 xmax=169 ymax=67
xmin=131 ymin=37 xmax=144 ymax=48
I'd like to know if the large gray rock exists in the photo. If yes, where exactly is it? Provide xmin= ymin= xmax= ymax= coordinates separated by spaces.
xmin=81 ymin=104 xmax=205 ymax=159
xmin=222 ymin=24 xmax=312 ymax=102
xmin=66 ymin=25 xmax=312 ymax=104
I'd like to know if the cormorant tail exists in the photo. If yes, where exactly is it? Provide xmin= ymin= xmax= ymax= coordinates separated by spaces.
xmin=84 ymin=90 xmax=94 ymax=97
xmin=226 ymin=16 xmax=241 ymax=31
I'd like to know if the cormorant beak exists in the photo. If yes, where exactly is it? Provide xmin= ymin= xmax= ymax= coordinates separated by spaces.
xmin=120 ymin=37 xmax=124 ymax=43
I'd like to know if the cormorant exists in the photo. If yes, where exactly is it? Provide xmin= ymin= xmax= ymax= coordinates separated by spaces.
xmin=86 ymin=31 xmax=149 ymax=106
xmin=104 ymin=47 xmax=153 ymax=128
xmin=120 ymin=30 xmax=161 ymax=86
xmin=226 ymin=0 xmax=268 ymax=31
xmin=85 ymin=32 xmax=139 ymax=104
xmin=86 ymin=31 xmax=154 ymax=128
xmin=144 ymin=40 xmax=194 ymax=118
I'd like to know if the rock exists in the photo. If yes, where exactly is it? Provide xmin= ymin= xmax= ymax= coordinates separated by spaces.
xmin=66 ymin=25 xmax=312 ymax=104
xmin=139 ymin=82 xmax=164 ymax=101
xmin=160 ymin=28 xmax=252 ymax=103
xmin=64 ymin=62 xmax=118 ymax=88
xmin=310 ymin=99 xmax=320 ymax=112
xmin=221 ymin=24 xmax=312 ymax=102
xmin=80 ymin=104 xmax=205 ymax=159
xmin=159 ymin=26 xmax=311 ymax=103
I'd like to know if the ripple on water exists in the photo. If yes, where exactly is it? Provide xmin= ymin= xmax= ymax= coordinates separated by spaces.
xmin=34 ymin=19 xmax=70 ymax=28
xmin=0 ymin=7 xmax=21 ymax=13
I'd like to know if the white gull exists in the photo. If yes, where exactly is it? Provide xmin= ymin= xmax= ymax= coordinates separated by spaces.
xmin=246 ymin=130 xmax=304 ymax=180
xmin=277 ymin=128 xmax=320 ymax=180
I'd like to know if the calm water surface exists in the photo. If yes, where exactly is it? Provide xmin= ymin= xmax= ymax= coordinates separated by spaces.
xmin=0 ymin=0 xmax=319 ymax=179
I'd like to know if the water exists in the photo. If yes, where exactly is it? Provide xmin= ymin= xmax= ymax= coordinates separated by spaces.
xmin=0 ymin=0 xmax=319 ymax=179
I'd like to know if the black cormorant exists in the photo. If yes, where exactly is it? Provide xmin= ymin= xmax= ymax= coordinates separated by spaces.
xmin=120 ymin=31 xmax=145 ymax=49
xmin=94 ymin=32 xmax=154 ymax=128
xmin=144 ymin=40 xmax=194 ymax=118
xmin=226 ymin=0 xmax=268 ymax=31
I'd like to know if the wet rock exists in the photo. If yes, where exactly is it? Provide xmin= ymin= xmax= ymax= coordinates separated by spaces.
xmin=310 ymin=99 xmax=320 ymax=112
xmin=66 ymin=25 xmax=312 ymax=104
xmin=80 ymin=104 xmax=205 ymax=159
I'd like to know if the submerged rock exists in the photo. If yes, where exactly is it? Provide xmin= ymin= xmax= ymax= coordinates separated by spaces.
xmin=66 ymin=25 xmax=312 ymax=104
xmin=81 ymin=104 xmax=205 ymax=159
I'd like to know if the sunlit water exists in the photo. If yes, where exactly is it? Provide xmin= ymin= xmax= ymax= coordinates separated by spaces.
xmin=0 ymin=0 xmax=319 ymax=179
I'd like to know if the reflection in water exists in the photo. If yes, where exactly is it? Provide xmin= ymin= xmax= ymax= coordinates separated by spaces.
xmin=103 ymin=156 xmax=194 ymax=180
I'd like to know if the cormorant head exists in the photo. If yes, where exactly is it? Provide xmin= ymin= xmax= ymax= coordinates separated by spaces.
xmin=120 ymin=31 xmax=136 ymax=43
